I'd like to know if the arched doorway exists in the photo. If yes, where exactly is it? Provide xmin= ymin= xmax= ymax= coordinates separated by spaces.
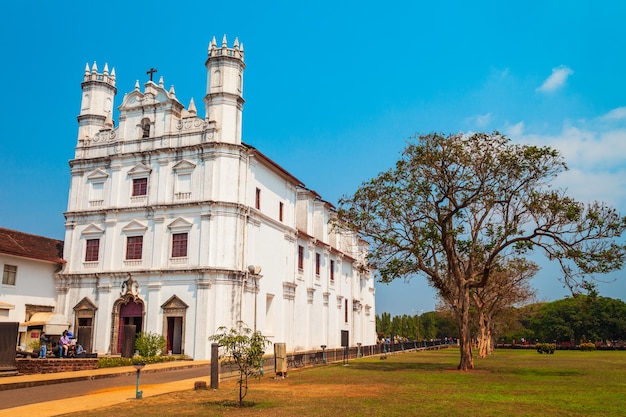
xmin=112 ymin=296 xmax=144 ymax=357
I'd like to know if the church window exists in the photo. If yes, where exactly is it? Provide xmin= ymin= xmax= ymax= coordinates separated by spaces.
xmin=90 ymin=181 xmax=104 ymax=206
xmin=212 ymin=70 xmax=221 ymax=87
xmin=175 ymin=173 xmax=191 ymax=200
xmin=315 ymin=253 xmax=321 ymax=276
xmin=133 ymin=178 xmax=148 ymax=196
xmin=141 ymin=118 xmax=151 ymax=138
xmin=171 ymin=233 xmax=188 ymax=258
xmin=255 ymin=188 xmax=261 ymax=210
xmin=330 ymin=260 xmax=335 ymax=282
xmin=265 ymin=294 xmax=275 ymax=334
xmin=2 ymin=264 xmax=17 ymax=286
xmin=279 ymin=202 xmax=284 ymax=222
xmin=297 ymin=245 xmax=304 ymax=270
xmin=85 ymin=239 xmax=100 ymax=262
xmin=126 ymin=236 xmax=143 ymax=260
xmin=81 ymin=94 xmax=90 ymax=110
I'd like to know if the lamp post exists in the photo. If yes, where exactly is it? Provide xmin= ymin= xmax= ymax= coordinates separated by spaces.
xmin=321 ymin=345 xmax=327 ymax=364
xmin=133 ymin=362 xmax=145 ymax=399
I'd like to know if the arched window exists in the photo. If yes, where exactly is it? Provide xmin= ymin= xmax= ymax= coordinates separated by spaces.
xmin=141 ymin=118 xmax=151 ymax=138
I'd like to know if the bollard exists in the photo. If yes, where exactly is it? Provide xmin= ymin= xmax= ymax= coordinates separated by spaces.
xmin=210 ymin=343 xmax=219 ymax=389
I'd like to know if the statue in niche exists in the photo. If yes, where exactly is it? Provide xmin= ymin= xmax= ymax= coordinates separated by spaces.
xmin=121 ymin=273 xmax=139 ymax=297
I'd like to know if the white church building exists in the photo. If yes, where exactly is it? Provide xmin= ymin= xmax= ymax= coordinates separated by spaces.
xmin=56 ymin=36 xmax=376 ymax=360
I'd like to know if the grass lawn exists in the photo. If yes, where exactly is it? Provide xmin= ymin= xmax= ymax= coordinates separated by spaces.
xmin=65 ymin=347 xmax=626 ymax=416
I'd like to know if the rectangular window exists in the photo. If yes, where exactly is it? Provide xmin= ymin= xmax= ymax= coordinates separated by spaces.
xmin=297 ymin=245 xmax=304 ymax=270
xmin=126 ymin=236 xmax=143 ymax=260
xmin=2 ymin=265 xmax=17 ymax=285
xmin=279 ymin=202 xmax=284 ymax=222
xmin=132 ymin=178 xmax=148 ymax=196
xmin=85 ymin=239 xmax=100 ymax=262
xmin=172 ymin=233 xmax=188 ymax=258
xmin=345 ymin=299 xmax=349 ymax=323
xmin=315 ymin=253 xmax=321 ymax=276
xmin=330 ymin=260 xmax=335 ymax=282
xmin=90 ymin=181 xmax=104 ymax=201
xmin=255 ymin=188 xmax=261 ymax=209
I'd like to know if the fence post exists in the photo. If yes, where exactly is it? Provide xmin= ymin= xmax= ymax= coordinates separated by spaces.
xmin=210 ymin=343 xmax=219 ymax=389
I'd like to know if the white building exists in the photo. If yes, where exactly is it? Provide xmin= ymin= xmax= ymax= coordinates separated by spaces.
xmin=0 ymin=228 xmax=68 ymax=349
xmin=57 ymin=36 xmax=376 ymax=359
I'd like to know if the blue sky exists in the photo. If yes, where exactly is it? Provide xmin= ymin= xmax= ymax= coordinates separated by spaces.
xmin=1 ymin=1 xmax=625 ymax=316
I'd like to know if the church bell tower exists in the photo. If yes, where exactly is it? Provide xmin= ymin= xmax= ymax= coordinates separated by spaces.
xmin=204 ymin=35 xmax=245 ymax=144
xmin=77 ymin=62 xmax=117 ymax=141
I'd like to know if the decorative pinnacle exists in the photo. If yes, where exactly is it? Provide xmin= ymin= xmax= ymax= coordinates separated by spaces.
xmin=208 ymin=35 xmax=244 ymax=61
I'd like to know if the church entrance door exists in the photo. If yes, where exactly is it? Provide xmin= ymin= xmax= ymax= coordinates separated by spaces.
xmin=166 ymin=316 xmax=183 ymax=354
xmin=118 ymin=300 xmax=143 ymax=357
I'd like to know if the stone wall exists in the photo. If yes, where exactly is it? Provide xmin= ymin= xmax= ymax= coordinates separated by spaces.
xmin=16 ymin=358 xmax=98 ymax=375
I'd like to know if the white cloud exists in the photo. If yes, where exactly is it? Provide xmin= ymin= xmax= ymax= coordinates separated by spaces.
xmin=536 ymin=65 xmax=574 ymax=93
xmin=600 ymin=106 xmax=626 ymax=121
xmin=509 ymin=123 xmax=626 ymax=210
xmin=467 ymin=112 xmax=493 ymax=128
xmin=505 ymin=121 xmax=524 ymax=137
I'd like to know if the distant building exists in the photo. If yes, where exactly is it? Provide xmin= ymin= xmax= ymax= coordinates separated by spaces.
xmin=0 ymin=228 xmax=67 ymax=349
xmin=57 ymin=36 xmax=376 ymax=359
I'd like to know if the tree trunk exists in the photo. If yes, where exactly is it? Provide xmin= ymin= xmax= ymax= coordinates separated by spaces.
xmin=457 ymin=289 xmax=474 ymax=370
xmin=477 ymin=321 xmax=488 ymax=359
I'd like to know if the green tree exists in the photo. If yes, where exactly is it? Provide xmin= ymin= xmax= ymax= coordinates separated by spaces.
xmin=376 ymin=312 xmax=392 ymax=339
xmin=530 ymin=295 xmax=626 ymax=343
xmin=336 ymin=132 xmax=626 ymax=370
xmin=473 ymin=258 xmax=537 ymax=358
xmin=209 ymin=322 xmax=270 ymax=407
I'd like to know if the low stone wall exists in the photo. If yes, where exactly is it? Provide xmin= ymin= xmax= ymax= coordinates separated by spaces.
xmin=16 ymin=358 xmax=98 ymax=375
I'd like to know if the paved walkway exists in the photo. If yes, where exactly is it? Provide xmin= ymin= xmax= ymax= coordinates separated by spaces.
xmin=0 ymin=360 xmax=212 ymax=417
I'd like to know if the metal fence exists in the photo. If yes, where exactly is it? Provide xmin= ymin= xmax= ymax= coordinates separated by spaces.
xmin=222 ymin=340 xmax=451 ymax=376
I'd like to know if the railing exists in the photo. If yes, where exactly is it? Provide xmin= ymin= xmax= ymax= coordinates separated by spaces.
xmin=174 ymin=192 xmax=192 ymax=200
xmin=169 ymin=257 xmax=188 ymax=265
xmin=130 ymin=196 xmax=147 ymax=204
xmin=274 ymin=341 xmax=450 ymax=372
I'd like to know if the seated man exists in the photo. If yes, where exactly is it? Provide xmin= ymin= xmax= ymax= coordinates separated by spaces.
xmin=75 ymin=343 xmax=86 ymax=358
xmin=59 ymin=330 xmax=70 ymax=358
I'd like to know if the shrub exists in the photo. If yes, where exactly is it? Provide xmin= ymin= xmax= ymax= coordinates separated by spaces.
xmin=134 ymin=331 xmax=167 ymax=357
xmin=579 ymin=342 xmax=596 ymax=351
xmin=97 ymin=354 xmax=188 ymax=368
xmin=536 ymin=343 xmax=556 ymax=354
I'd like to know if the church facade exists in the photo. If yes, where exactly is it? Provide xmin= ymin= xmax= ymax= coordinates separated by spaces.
xmin=56 ymin=36 xmax=376 ymax=359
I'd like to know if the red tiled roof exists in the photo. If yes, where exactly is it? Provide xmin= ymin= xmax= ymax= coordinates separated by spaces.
xmin=0 ymin=228 xmax=65 ymax=264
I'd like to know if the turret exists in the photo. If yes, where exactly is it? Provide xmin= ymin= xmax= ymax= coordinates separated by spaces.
xmin=77 ymin=62 xmax=117 ymax=141
xmin=204 ymin=35 xmax=245 ymax=144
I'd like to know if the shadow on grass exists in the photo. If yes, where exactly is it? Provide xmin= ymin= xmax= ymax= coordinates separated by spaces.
xmin=204 ymin=399 xmax=257 ymax=408
xmin=509 ymin=368 xmax=583 ymax=377
xmin=348 ymin=360 xmax=456 ymax=372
